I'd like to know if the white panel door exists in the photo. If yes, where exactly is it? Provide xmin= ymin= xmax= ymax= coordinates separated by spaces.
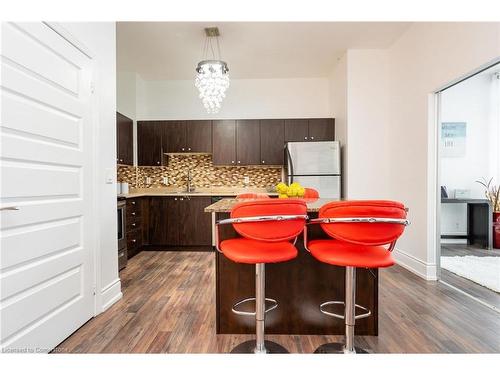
xmin=0 ymin=22 xmax=95 ymax=352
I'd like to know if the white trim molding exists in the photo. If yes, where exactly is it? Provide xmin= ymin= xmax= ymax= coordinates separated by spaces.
xmin=100 ymin=278 xmax=123 ymax=313
xmin=393 ymin=249 xmax=438 ymax=281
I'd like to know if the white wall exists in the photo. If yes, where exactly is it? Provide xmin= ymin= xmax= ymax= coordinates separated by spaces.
xmin=386 ymin=22 xmax=500 ymax=279
xmin=345 ymin=50 xmax=391 ymax=199
xmin=440 ymin=73 xmax=499 ymax=237
xmin=136 ymin=78 xmax=331 ymax=120
xmin=59 ymin=22 xmax=121 ymax=313
xmin=329 ymin=54 xmax=348 ymax=197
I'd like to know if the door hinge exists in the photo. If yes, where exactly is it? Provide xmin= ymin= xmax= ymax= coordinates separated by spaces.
xmin=92 ymin=286 xmax=96 ymax=296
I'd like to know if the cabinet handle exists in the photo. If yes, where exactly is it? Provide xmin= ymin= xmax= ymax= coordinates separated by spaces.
xmin=132 ymin=239 xmax=136 ymax=243
xmin=131 ymin=212 xmax=136 ymax=216
xmin=310 ymin=136 xmax=314 ymax=140
xmin=188 ymin=148 xmax=191 ymax=151
xmin=132 ymin=223 xmax=136 ymax=227
xmin=180 ymin=198 xmax=184 ymax=201
xmin=262 ymin=160 xmax=265 ymax=164
xmin=237 ymin=161 xmax=241 ymax=164
xmin=131 ymin=201 xmax=136 ymax=205
xmin=231 ymin=161 xmax=235 ymax=164
xmin=119 ymin=251 xmax=124 ymax=257
xmin=0 ymin=206 xmax=19 ymax=211
xmin=157 ymin=161 xmax=160 ymax=165
xmin=174 ymin=198 xmax=177 ymax=201
xmin=181 ymin=148 xmax=185 ymax=151
xmin=304 ymin=136 xmax=308 ymax=140
xmin=119 ymin=159 xmax=123 ymax=162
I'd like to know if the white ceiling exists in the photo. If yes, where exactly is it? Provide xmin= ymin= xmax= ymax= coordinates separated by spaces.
xmin=117 ymin=22 xmax=411 ymax=80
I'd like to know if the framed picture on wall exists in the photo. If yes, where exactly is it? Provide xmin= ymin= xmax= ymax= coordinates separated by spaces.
xmin=441 ymin=122 xmax=466 ymax=157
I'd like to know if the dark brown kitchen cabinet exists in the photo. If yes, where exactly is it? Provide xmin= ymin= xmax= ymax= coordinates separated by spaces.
xmin=236 ymin=120 xmax=260 ymax=165
xmin=179 ymin=197 xmax=212 ymax=246
xmin=212 ymin=120 xmax=236 ymax=165
xmin=162 ymin=121 xmax=187 ymax=153
xmin=116 ymin=112 xmax=133 ymax=165
xmin=137 ymin=121 xmax=163 ymax=166
xmin=148 ymin=196 xmax=212 ymax=248
xmin=284 ymin=118 xmax=334 ymax=142
xmin=284 ymin=119 xmax=309 ymax=142
xmin=149 ymin=197 xmax=180 ymax=245
xmin=260 ymin=119 xmax=284 ymax=165
xmin=308 ymin=118 xmax=335 ymax=141
xmin=187 ymin=120 xmax=212 ymax=153
xmin=126 ymin=197 xmax=144 ymax=259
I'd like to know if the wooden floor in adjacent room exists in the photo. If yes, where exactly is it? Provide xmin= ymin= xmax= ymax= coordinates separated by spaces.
xmin=55 ymin=251 xmax=500 ymax=354
xmin=441 ymin=244 xmax=500 ymax=310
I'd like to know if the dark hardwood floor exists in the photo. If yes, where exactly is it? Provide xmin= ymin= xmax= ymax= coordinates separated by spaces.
xmin=440 ymin=243 xmax=500 ymax=310
xmin=55 ymin=251 xmax=500 ymax=353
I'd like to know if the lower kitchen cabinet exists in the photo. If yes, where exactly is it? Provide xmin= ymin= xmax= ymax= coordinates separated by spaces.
xmin=148 ymin=196 xmax=212 ymax=249
xmin=126 ymin=197 xmax=144 ymax=259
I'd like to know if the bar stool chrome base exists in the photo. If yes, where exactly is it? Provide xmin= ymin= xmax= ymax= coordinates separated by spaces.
xmin=231 ymin=340 xmax=289 ymax=354
xmin=314 ymin=342 xmax=369 ymax=354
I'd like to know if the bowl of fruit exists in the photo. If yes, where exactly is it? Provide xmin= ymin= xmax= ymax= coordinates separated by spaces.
xmin=275 ymin=182 xmax=306 ymax=198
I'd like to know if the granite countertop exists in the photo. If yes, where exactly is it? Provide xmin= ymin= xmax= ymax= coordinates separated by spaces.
xmin=204 ymin=197 xmax=339 ymax=213
xmin=118 ymin=187 xmax=278 ymax=199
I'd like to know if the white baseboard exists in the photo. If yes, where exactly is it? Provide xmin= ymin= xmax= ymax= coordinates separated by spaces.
xmin=392 ymin=249 xmax=437 ymax=281
xmin=440 ymin=238 xmax=467 ymax=244
xmin=100 ymin=278 xmax=122 ymax=312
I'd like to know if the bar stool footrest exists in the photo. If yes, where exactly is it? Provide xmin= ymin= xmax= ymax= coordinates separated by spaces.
xmin=319 ymin=300 xmax=371 ymax=320
xmin=232 ymin=297 xmax=278 ymax=316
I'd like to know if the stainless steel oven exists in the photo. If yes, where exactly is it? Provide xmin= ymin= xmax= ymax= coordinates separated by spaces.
xmin=117 ymin=199 xmax=127 ymax=270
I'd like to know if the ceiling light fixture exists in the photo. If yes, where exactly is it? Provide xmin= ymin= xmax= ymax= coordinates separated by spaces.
xmin=195 ymin=27 xmax=230 ymax=114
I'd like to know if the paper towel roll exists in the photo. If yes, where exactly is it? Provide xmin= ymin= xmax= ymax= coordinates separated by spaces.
xmin=121 ymin=182 xmax=129 ymax=195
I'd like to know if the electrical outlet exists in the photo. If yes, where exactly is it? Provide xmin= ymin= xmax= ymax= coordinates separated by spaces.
xmin=162 ymin=176 xmax=169 ymax=185
xmin=243 ymin=176 xmax=250 ymax=185
xmin=145 ymin=177 xmax=152 ymax=185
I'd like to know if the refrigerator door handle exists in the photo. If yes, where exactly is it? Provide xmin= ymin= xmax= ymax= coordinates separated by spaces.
xmin=285 ymin=144 xmax=294 ymax=184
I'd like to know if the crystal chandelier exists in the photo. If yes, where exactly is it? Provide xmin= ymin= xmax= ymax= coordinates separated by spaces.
xmin=195 ymin=27 xmax=230 ymax=114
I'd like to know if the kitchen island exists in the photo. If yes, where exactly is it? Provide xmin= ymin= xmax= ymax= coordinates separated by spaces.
xmin=204 ymin=198 xmax=378 ymax=335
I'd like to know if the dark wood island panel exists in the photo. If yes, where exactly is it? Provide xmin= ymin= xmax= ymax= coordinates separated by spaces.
xmin=212 ymin=208 xmax=378 ymax=336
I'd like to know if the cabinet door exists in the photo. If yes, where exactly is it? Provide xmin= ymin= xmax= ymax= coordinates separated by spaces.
xmin=308 ymin=118 xmax=335 ymax=141
xmin=179 ymin=197 xmax=212 ymax=246
xmin=212 ymin=120 xmax=236 ymax=165
xmin=116 ymin=112 xmax=133 ymax=165
xmin=284 ymin=119 xmax=309 ymax=142
xmin=162 ymin=121 xmax=187 ymax=153
xmin=149 ymin=197 xmax=180 ymax=246
xmin=260 ymin=119 xmax=284 ymax=165
xmin=236 ymin=120 xmax=260 ymax=165
xmin=148 ymin=197 xmax=169 ymax=245
xmin=187 ymin=120 xmax=212 ymax=153
xmin=137 ymin=121 xmax=163 ymax=166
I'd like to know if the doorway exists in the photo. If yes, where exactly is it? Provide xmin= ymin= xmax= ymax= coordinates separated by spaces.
xmin=436 ymin=62 xmax=500 ymax=310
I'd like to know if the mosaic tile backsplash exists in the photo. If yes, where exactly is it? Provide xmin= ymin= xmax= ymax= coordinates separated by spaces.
xmin=117 ymin=154 xmax=282 ymax=189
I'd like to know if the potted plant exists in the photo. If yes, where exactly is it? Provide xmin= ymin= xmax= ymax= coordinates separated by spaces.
xmin=476 ymin=177 xmax=500 ymax=221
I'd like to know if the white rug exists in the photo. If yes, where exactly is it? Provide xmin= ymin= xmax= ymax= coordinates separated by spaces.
xmin=441 ymin=256 xmax=500 ymax=293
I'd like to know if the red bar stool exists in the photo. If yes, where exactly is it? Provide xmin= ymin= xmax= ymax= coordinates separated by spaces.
xmin=304 ymin=200 xmax=409 ymax=354
xmin=303 ymin=187 xmax=320 ymax=199
xmin=215 ymin=199 xmax=308 ymax=353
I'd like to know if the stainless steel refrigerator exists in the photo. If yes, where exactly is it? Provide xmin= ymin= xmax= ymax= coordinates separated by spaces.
xmin=285 ymin=141 xmax=341 ymax=198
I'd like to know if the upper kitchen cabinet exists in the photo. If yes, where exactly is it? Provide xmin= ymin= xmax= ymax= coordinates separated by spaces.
xmin=187 ymin=120 xmax=212 ymax=153
xmin=260 ymin=119 xmax=284 ymax=165
xmin=212 ymin=120 xmax=236 ymax=165
xmin=308 ymin=118 xmax=335 ymax=141
xmin=236 ymin=120 xmax=260 ymax=165
xmin=116 ymin=112 xmax=133 ymax=165
xmin=284 ymin=118 xmax=335 ymax=142
xmin=161 ymin=121 xmax=187 ymax=153
xmin=137 ymin=121 xmax=163 ymax=166
xmin=284 ymin=119 xmax=309 ymax=142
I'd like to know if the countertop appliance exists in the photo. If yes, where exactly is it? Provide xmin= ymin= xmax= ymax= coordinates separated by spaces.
xmin=285 ymin=141 xmax=341 ymax=198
